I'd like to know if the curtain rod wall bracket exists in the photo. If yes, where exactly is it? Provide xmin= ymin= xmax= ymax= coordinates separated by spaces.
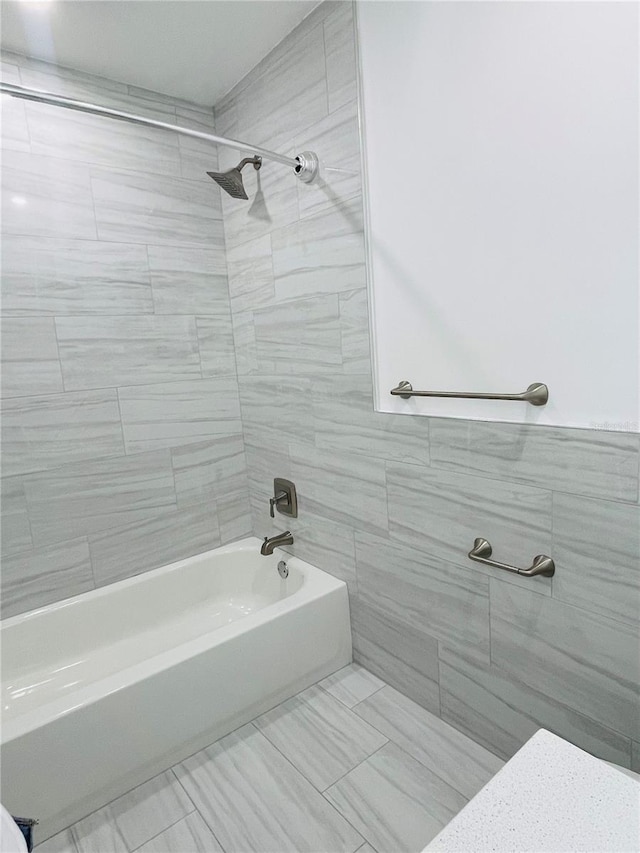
xmin=294 ymin=152 xmax=319 ymax=184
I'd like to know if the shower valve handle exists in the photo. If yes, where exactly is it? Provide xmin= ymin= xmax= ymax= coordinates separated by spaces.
xmin=269 ymin=491 xmax=288 ymax=518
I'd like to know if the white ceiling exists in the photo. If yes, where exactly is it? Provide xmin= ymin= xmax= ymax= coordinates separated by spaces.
xmin=0 ymin=0 xmax=319 ymax=105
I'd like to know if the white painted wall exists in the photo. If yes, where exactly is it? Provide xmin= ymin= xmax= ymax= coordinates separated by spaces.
xmin=358 ymin=1 xmax=638 ymax=431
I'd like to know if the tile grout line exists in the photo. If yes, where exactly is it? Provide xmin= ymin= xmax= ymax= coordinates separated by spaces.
xmin=492 ymin=569 xmax=640 ymax=632
xmin=549 ymin=489 xmax=556 ymax=599
xmin=427 ymin=452 xmax=638 ymax=506
xmin=436 ymin=643 xmax=443 ymax=719
xmin=1 ymin=373 xmax=242 ymax=402
xmin=316 ymin=673 xmax=387 ymax=710
xmin=320 ymin=739 xmax=389 ymax=795
xmin=244 ymin=720 xmax=368 ymax=846
xmin=250 ymin=682 xmax=391 ymax=790
xmin=349 ymin=685 xmax=498 ymax=801
xmin=0 ymin=228 xmax=223 ymax=246
xmin=127 ymin=810 xmax=196 ymax=853
xmin=488 ymin=578 xmax=493 ymax=666
xmin=41 ymin=772 xmax=195 ymax=853
xmin=169 ymin=767 xmax=230 ymax=853
xmin=320 ymin=735 xmax=470 ymax=850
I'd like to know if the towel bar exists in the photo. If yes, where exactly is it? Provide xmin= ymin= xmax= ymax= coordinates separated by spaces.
xmin=390 ymin=380 xmax=549 ymax=406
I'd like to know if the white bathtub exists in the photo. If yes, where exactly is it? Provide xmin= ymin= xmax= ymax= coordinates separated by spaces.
xmin=0 ymin=536 xmax=351 ymax=841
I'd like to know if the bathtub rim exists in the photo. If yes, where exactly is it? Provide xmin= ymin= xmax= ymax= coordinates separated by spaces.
xmin=1 ymin=535 xmax=309 ymax=631
xmin=1 ymin=536 xmax=348 ymax=744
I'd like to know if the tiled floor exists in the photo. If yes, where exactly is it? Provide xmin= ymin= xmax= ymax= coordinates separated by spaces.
xmin=36 ymin=664 xmax=504 ymax=853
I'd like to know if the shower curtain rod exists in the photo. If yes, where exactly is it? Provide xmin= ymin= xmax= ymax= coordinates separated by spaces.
xmin=0 ymin=81 xmax=319 ymax=182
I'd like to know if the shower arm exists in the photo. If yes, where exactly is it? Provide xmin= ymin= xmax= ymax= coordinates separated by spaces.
xmin=0 ymin=81 xmax=319 ymax=182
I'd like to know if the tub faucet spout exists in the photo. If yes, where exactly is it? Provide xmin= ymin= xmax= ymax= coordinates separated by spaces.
xmin=260 ymin=531 xmax=294 ymax=555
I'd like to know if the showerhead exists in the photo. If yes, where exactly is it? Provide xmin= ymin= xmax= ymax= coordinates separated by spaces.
xmin=207 ymin=156 xmax=262 ymax=199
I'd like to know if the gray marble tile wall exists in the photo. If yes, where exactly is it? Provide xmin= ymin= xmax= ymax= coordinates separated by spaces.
xmin=0 ymin=51 xmax=251 ymax=617
xmin=215 ymin=1 xmax=640 ymax=769
xmin=2 ymin=0 xmax=637 ymax=780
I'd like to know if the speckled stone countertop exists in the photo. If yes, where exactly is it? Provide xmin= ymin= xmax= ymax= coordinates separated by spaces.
xmin=425 ymin=729 xmax=640 ymax=852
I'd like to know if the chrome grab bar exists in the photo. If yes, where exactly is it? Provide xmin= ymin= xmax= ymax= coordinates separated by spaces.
xmin=390 ymin=380 xmax=549 ymax=406
xmin=468 ymin=538 xmax=555 ymax=577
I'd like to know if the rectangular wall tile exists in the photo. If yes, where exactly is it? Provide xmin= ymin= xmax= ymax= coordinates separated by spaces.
xmin=1 ymin=61 xmax=30 ymax=153
xmin=386 ymin=461 xmax=553 ymax=594
xmin=174 ymin=723 xmax=364 ymax=853
xmin=148 ymin=245 xmax=228 ymax=315
xmin=353 ymin=685 xmax=504 ymax=800
xmin=176 ymin=105 xmax=219 ymax=182
xmin=217 ymin=491 xmax=253 ymax=544
xmin=56 ymin=316 xmax=202 ymax=390
xmin=26 ymin=100 xmax=181 ymax=176
xmin=226 ymin=234 xmax=275 ymax=314
xmin=17 ymin=58 xmax=172 ymax=118
xmin=312 ymin=373 xmax=429 ymax=465
xmin=272 ymin=199 xmax=366 ymax=301
xmin=289 ymin=441 xmax=388 ymax=535
xmin=340 ymin=288 xmax=372 ymax=374
xmin=1 ymin=318 xmax=64 ymax=398
xmin=232 ymin=22 xmax=328 ymax=151
xmin=1 ymin=237 xmax=153 ymax=315
xmin=1 ymin=151 xmax=96 ymax=239
xmin=490 ymin=581 xmax=640 ymax=741
xmin=244 ymin=442 xmax=293 ymax=512
xmin=24 ymin=450 xmax=177 ymax=546
xmin=324 ymin=1 xmax=358 ymax=112
xmin=430 ymin=419 xmax=640 ymax=503
xmin=0 ymin=476 xmax=32 ymax=557
xmin=118 ymin=378 xmax=241 ymax=454
xmin=324 ymin=741 xmax=467 ymax=853
xmin=214 ymin=0 xmax=331 ymax=105
xmin=254 ymin=684 xmax=388 ymax=791
xmin=351 ymin=596 xmax=441 ymax=716
xmin=1 ymin=537 xmax=94 ymax=619
xmin=281 ymin=510 xmax=358 ymax=596
xmin=15 ymin=63 xmax=129 ymax=106
xmin=126 ymin=82 xmax=188 ymax=110
xmin=195 ymin=316 xmax=237 ymax=377
xmin=0 ymin=56 xmax=21 ymax=84
xmin=253 ymin=295 xmax=343 ymax=375
xmin=1 ymin=96 xmax=30 ymax=153
xmin=171 ymin=435 xmax=248 ymax=508
xmin=239 ymin=375 xmax=313 ymax=451
xmin=91 ymin=168 xmax=223 ymax=247
xmin=90 ymin=504 xmax=220 ymax=587
xmin=438 ymin=645 xmax=633 ymax=767
xmin=2 ymin=390 xmax=124 ymax=477
xmin=552 ymin=493 xmax=640 ymax=625
xmin=230 ymin=310 xmax=259 ymax=376
xmin=296 ymin=103 xmax=362 ymax=219
xmin=355 ymin=532 xmax=490 ymax=662
xmin=213 ymin=91 xmax=236 ymax=136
